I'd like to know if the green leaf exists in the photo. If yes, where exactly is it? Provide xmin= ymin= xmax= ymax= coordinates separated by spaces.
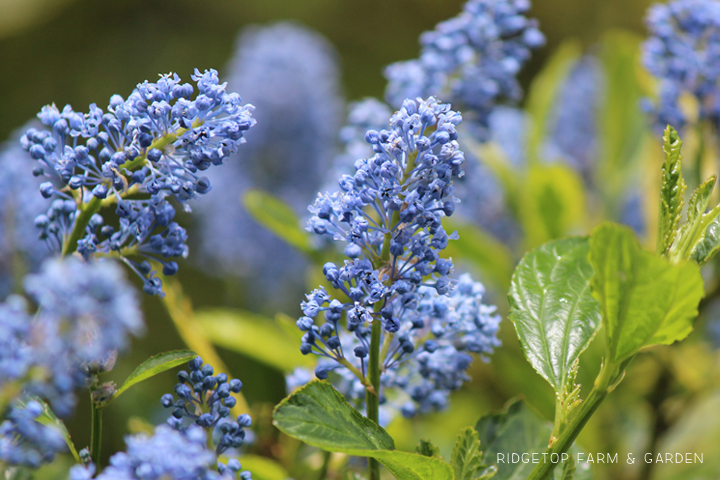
xmin=15 ymin=396 xmax=80 ymax=463
xmin=519 ymin=164 xmax=586 ymax=248
xmin=589 ymin=223 xmax=704 ymax=364
xmin=444 ymin=218 xmax=514 ymax=292
xmin=657 ymin=126 xmax=687 ymax=255
xmin=475 ymin=399 xmax=591 ymax=480
xmin=451 ymin=427 xmax=487 ymax=480
xmin=416 ymin=439 xmax=443 ymax=459
xmin=112 ymin=350 xmax=196 ymax=402
xmin=691 ymin=213 xmax=720 ymax=265
xmin=195 ymin=308 xmax=312 ymax=372
xmin=561 ymin=456 xmax=576 ymax=480
xmin=525 ymin=40 xmax=582 ymax=164
xmin=273 ymin=381 xmax=453 ymax=480
xmin=669 ymin=175 xmax=720 ymax=262
xmin=243 ymin=189 xmax=313 ymax=254
xmin=508 ymin=237 xmax=601 ymax=395
xmin=235 ymin=454 xmax=289 ymax=480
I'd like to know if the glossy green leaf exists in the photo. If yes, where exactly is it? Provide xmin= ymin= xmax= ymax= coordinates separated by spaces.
xmin=416 ymin=439 xmax=443 ymax=459
xmin=195 ymin=308 xmax=312 ymax=372
xmin=243 ymin=189 xmax=313 ymax=254
xmin=519 ymin=164 xmax=586 ymax=249
xmin=451 ymin=427 xmax=488 ymax=480
xmin=475 ymin=399 xmax=591 ymax=480
xmin=15 ymin=396 xmax=80 ymax=463
xmin=589 ymin=223 xmax=704 ymax=364
xmin=691 ymin=214 xmax=720 ymax=265
xmin=112 ymin=350 xmax=196 ymax=402
xmin=669 ymin=175 xmax=720 ymax=262
xmin=444 ymin=218 xmax=514 ymax=292
xmin=657 ymin=126 xmax=686 ymax=255
xmin=508 ymin=237 xmax=601 ymax=394
xmin=273 ymin=381 xmax=453 ymax=480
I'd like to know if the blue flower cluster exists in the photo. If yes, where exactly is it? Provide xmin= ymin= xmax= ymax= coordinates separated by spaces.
xmin=294 ymin=97 xmax=501 ymax=415
xmin=0 ymin=257 xmax=143 ymax=420
xmin=0 ymin=400 xmax=67 ymax=467
xmin=69 ymin=424 xmax=251 ymax=480
xmin=20 ymin=69 xmax=256 ymax=295
xmin=384 ymin=0 xmax=545 ymax=140
xmin=161 ymin=357 xmax=251 ymax=464
xmin=195 ymin=23 xmax=342 ymax=305
xmin=0 ymin=125 xmax=52 ymax=299
xmin=642 ymin=0 xmax=720 ymax=132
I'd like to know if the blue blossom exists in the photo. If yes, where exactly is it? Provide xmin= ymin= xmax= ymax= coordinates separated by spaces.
xmin=21 ymin=69 xmax=256 ymax=295
xmin=289 ymin=274 xmax=501 ymax=418
xmin=384 ymin=0 xmax=545 ymax=140
xmin=161 ymin=357 xmax=251 ymax=460
xmin=543 ymin=56 xmax=604 ymax=179
xmin=642 ymin=0 xmax=720 ymax=132
xmin=0 ymin=400 xmax=67 ymax=467
xmin=69 ymin=424 xmax=251 ymax=480
xmin=296 ymin=97 xmax=501 ymax=416
xmin=0 ymin=125 xmax=52 ymax=298
xmin=194 ymin=22 xmax=342 ymax=304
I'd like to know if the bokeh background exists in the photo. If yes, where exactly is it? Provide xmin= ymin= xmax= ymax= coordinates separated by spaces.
xmin=2 ymin=1 xmax=720 ymax=479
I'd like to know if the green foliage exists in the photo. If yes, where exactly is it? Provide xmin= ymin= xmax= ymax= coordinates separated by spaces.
xmin=416 ymin=439 xmax=443 ymax=459
xmin=236 ymin=454 xmax=290 ymax=480
xmin=669 ymin=175 xmax=720 ymax=264
xmin=451 ymin=427 xmax=493 ymax=480
xmin=14 ymin=396 xmax=80 ymax=464
xmin=657 ymin=126 xmax=687 ymax=255
xmin=560 ymin=456 xmax=576 ymax=480
xmin=273 ymin=381 xmax=454 ymax=480
xmin=243 ymin=189 xmax=314 ymax=255
xmin=195 ymin=308 xmax=312 ymax=372
xmin=475 ymin=400 xmax=591 ymax=480
xmin=508 ymin=237 xmax=601 ymax=396
xmin=589 ymin=223 xmax=704 ymax=364
xmin=110 ymin=350 xmax=196 ymax=403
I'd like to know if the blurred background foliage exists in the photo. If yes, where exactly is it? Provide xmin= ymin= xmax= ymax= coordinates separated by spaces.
xmin=2 ymin=1 xmax=720 ymax=479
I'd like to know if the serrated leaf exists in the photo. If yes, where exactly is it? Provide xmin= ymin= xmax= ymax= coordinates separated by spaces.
xmin=15 ymin=396 xmax=80 ymax=463
xmin=243 ymin=189 xmax=313 ymax=255
xmin=691 ymin=214 xmax=720 ymax=265
xmin=416 ymin=439 xmax=443 ymax=459
xmin=508 ymin=237 xmax=601 ymax=395
xmin=475 ymin=399 xmax=591 ymax=480
xmin=561 ymin=456 xmax=576 ymax=480
xmin=195 ymin=308 xmax=312 ymax=372
xmin=273 ymin=381 xmax=453 ymax=480
xmin=451 ymin=427 xmax=487 ymax=480
xmin=657 ymin=126 xmax=687 ymax=255
xmin=590 ymin=223 xmax=704 ymax=364
xmin=111 ymin=350 xmax=196 ymax=402
xmin=669 ymin=175 xmax=719 ymax=262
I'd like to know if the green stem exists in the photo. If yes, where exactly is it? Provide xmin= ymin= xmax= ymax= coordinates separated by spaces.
xmin=526 ymin=363 xmax=615 ymax=480
xmin=367 ymin=319 xmax=382 ymax=480
xmin=90 ymin=400 xmax=103 ymax=468
xmin=317 ymin=450 xmax=332 ymax=480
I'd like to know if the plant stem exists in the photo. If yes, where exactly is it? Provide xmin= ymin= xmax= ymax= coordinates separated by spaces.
xmin=366 ymin=319 xmax=382 ymax=480
xmin=317 ymin=450 xmax=332 ymax=480
xmin=90 ymin=399 xmax=103 ymax=468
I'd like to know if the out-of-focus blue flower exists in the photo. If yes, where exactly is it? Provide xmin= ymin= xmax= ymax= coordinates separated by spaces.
xmin=295 ymin=97 xmax=501 ymax=416
xmin=0 ymin=257 xmax=142 ymax=418
xmin=69 ymin=424 xmax=251 ymax=480
xmin=620 ymin=192 xmax=646 ymax=236
xmin=21 ymin=69 xmax=256 ymax=295
xmin=195 ymin=22 xmax=342 ymax=304
xmin=289 ymin=274 xmax=501 ymax=418
xmin=642 ymin=0 xmax=720 ymax=132
xmin=0 ymin=125 xmax=51 ymax=299
xmin=384 ymin=0 xmax=545 ymax=140
xmin=161 ymin=357 xmax=250 ymax=462
xmin=0 ymin=400 xmax=67 ymax=467
xmin=543 ymin=56 xmax=604 ymax=178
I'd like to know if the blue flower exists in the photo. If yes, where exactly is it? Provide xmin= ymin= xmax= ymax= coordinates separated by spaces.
xmin=0 ymin=124 xmax=52 ymax=299
xmin=21 ymin=69 xmax=256 ymax=295
xmin=161 ymin=357 xmax=250 ymax=459
xmin=384 ymin=0 xmax=545 ymax=140
xmin=194 ymin=23 xmax=342 ymax=306
xmin=69 ymin=424 xmax=251 ymax=480
xmin=642 ymin=0 xmax=720 ymax=132
xmin=296 ymin=97 xmax=501 ymax=416
xmin=0 ymin=400 xmax=67 ymax=467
